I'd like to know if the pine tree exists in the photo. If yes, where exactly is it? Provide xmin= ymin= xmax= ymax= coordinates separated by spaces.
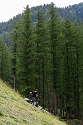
xmin=0 ymin=35 xmax=12 ymax=83
xmin=35 ymin=8 xmax=49 ymax=108
xmin=78 ymin=22 xmax=83 ymax=119
xmin=12 ymin=19 xmax=21 ymax=90
xmin=63 ymin=19 xmax=80 ymax=119
xmin=49 ymin=2 xmax=60 ymax=115
xmin=17 ymin=5 xmax=35 ymax=95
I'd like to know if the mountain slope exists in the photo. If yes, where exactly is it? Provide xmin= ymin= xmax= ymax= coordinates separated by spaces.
xmin=0 ymin=79 xmax=67 ymax=125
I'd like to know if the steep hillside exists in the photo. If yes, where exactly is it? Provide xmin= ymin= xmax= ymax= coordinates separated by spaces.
xmin=0 ymin=79 xmax=67 ymax=125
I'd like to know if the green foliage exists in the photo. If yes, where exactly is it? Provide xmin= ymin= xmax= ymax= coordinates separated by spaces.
xmin=72 ymin=119 xmax=81 ymax=125
xmin=35 ymin=8 xmax=50 ymax=108
xmin=16 ymin=5 xmax=35 ymax=94
xmin=0 ymin=2 xmax=83 ymax=122
xmin=0 ymin=35 xmax=12 ymax=84
xmin=0 ymin=110 xmax=4 ymax=116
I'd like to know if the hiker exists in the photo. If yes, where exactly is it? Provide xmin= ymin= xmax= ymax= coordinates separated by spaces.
xmin=30 ymin=89 xmax=38 ymax=105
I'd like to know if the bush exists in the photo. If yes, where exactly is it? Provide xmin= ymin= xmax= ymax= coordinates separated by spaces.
xmin=0 ymin=110 xmax=4 ymax=116
xmin=72 ymin=119 xmax=81 ymax=125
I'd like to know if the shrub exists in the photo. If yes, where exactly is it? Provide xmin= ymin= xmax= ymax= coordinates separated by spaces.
xmin=0 ymin=110 xmax=4 ymax=116
xmin=72 ymin=119 xmax=81 ymax=125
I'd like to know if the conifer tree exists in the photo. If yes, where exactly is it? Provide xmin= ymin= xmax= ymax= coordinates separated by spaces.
xmin=63 ymin=19 xmax=80 ymax=119
xmin=12 ymin=19 xmax=20 ymax=90
xmin=35 ymin=8 xmax=49 ymax=108
xmin=49 ymin=2 xmax=60 ymax=115
xmin=0 ymin=35 xmax=12 ymax=83
xmin=17 ymin=5 xmax=35 ymax=95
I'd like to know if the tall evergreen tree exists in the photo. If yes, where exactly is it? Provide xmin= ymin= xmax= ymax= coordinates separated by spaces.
xmin=63 ymin=19 xmax=80 ymax=119
xmin=17 ymin=5 xmax=35 ymax=95
xmin=0 ymin=35 xmax=12 ymax=83
xmin=12 ymin=20 xmax=18 ymax=90
xmin=49 ymin=2 xmax=60 ymax=115
xmin=35 ymin=8 xmax=50 ymax=108
xmin=78 ymin=23 xmax=83 ymax=119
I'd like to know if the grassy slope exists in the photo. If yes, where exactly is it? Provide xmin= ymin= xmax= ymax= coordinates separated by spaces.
xmin=0 ymin=79 xmax=67 ymax=125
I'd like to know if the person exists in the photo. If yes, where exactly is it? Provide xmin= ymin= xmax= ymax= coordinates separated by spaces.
xmin=30 ymin=89 xmax=38 ymax=105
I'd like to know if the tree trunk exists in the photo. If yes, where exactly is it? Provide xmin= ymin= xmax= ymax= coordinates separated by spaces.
xmin=14 ymin=75 xmax=16 ymax=90
xmin=54 ymin=88 xmax=57 ymax=115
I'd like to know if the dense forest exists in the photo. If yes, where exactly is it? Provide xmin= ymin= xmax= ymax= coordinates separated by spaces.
xmin=0 ymin=2 xmax=83 ymax=122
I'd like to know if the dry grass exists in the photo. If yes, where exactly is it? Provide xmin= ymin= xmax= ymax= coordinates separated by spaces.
xmin=0 ymin=79 xmax=67 ymax=125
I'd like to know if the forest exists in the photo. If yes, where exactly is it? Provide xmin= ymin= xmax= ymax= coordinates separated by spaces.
xmin=0 ymin=2 xmax=83 ymax=122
